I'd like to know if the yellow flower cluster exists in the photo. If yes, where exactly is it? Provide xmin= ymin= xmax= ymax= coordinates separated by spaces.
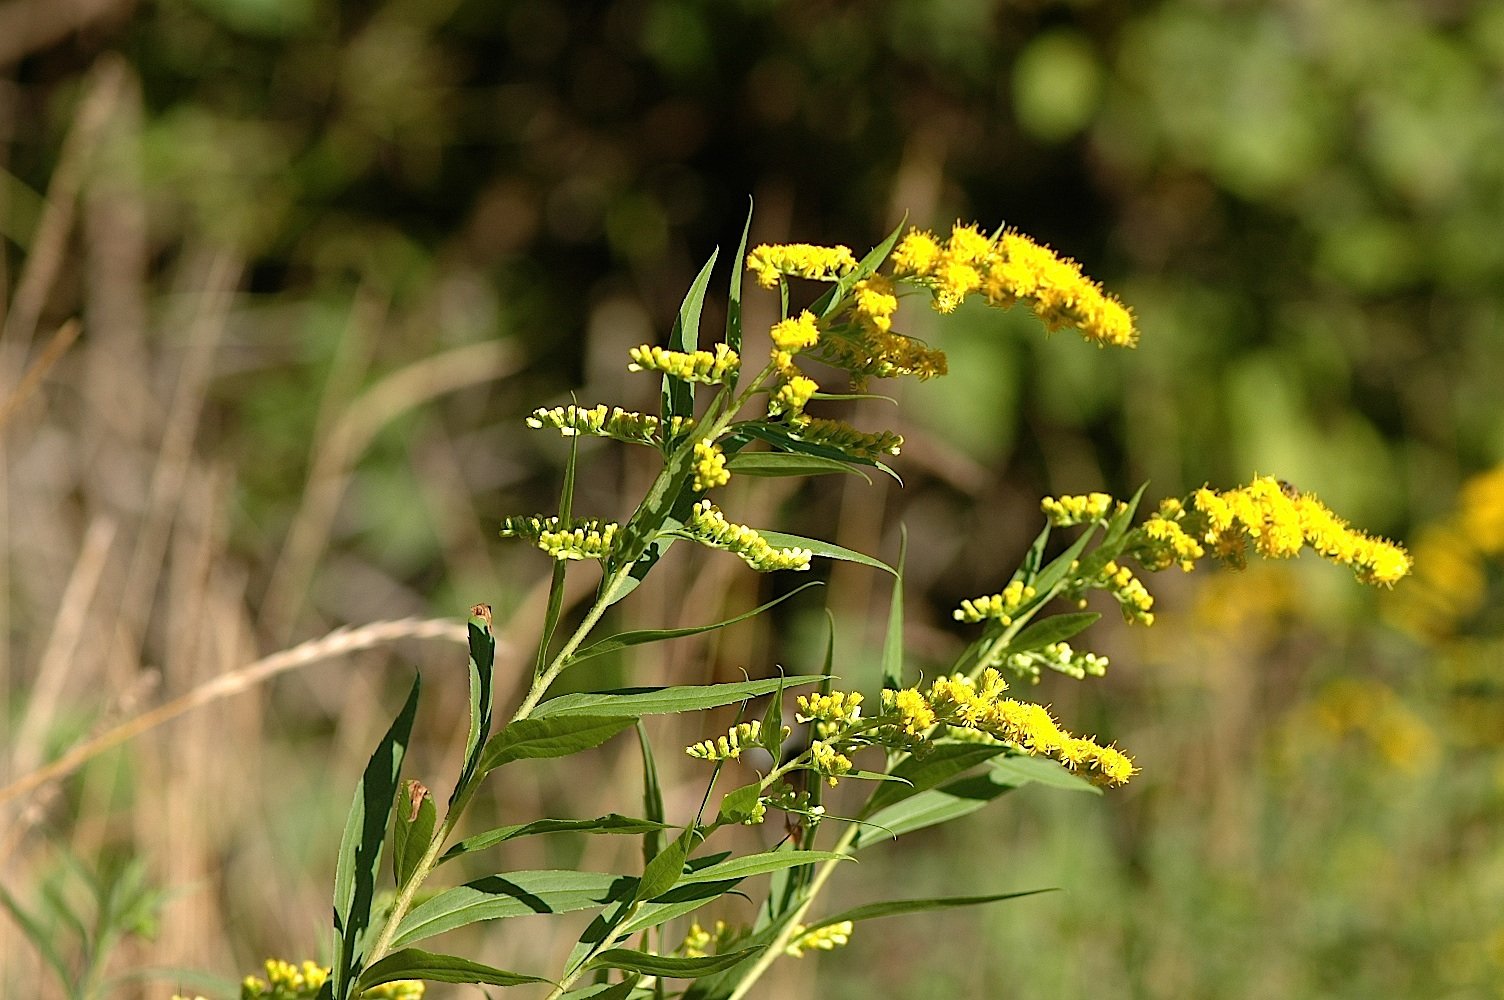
xmin=1041 ymin=492 xmax=1116 ymax=526
xmin=889 ymin=223 xmax=1138 ymax=348
xmin=747 ymin=243 xmax=858 ymax=288
xmin=808 ymin=739 xmax=853 ymax=785
xmin=770 ymin=374 xmax=819 ymax=417
xmin=525 ymin=403 xmax=693 ymax=446
xmin=240 ymin=960 xmax=418 ymax=1000
xmin=1005 ymin=640 xmax=1109 ymax=682
xmin=1135 ymin=511 xmax=1206 ymax=572
xmin=785 ymin=920 xmax=854 ymax=958
xmin=627 ymin=343 xmax=740 ymax=384
xmin=500 ymin=515 xmax=619 ymax=562
xmin=814 ymin=325 xmax=948 ymax=384
xmin=875 ymin=668 xmax=1135 ymax=786
xmin=686 ymin=720 xmax=765 ymax=761
xmin=797 ymin=690 xmax=864 ymax=739
xmin=692 ymin=440 xmax=730 ymax=491
xmin=1387 ymin=463 xmax=1504 ymax=641
xmin=769 ymin=310 xmax=821 ymax=353
xmin=1193 ymin=476 xmax=1411 ymax=586
xmin=954 ymin=580 xmax=1037 ymax=625
xmin=1100 ymin=560 xmax=1155 ymax=625
xmin=853 ymin=275 xmax=899 ymax=333
xmin=683 ymin=500 xmax=813 ymax=571
xmin=788 ymin=415 xmax=902 ymax=460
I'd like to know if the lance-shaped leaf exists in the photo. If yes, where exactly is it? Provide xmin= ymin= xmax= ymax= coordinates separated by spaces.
xmin=332 ymin=674 xmax=420 ymax=999
xmin=861 ymin=743 xmax=1009 ymax=817
xmin=439 ymin=815 xmax=669 ymax=866
xmin=882 ymin=527 xmax=907 ymax=690
xmin=736 ymin=421 xmax=901 ymax=482
xmin=678 ymin=850 xmax=849 ymax=885
xmin=616 ymin=878 xmax=745 ymax=937
xmin=1005 ymin=612 xmax=1101 ymax=655
xmin=853 ymin=769 xmax=1019 ymax=850
xmin=392 ymin=871 xmax=634 ymax=948
xmin=536 ymin=437 xmax=579 ymax=673
xmin=801 ymin=888 xmax=1055 ymax=934
xmin=661 ymin=249 xmax=719 ymax=432
xmin=637 ymin=722 xmax=666 ymax=867
xmin=634 ymin=833 xmax=691 ymax=903
xmin=682 ymin=912 xmax=800 ymax=1000
xmin=356 ymin=949 xmax=546 ymax=990
xmin=724 ymin=198 xmax=753 ymax=378
xmin=558 ymin=981 xmax=641 ymax=999
xmin=568 ymin=583 xmax=822 ymax=668
xmin=724 ymin=451 xmax=872 ymax=482
xmin=756 ymin=530 xmax=897 ymax=576
xmin=478 ymin=716 xmax=636 ymax=772
xmin=717 ymin=782 xmax=764 ymax=826
xmin=393 ymin=779 xmax=436 ymax=887
xmin=455 ymin=613 xmax=495 ymax=807
xmin=532 ymin=676 xmax=825 ymax=720
xmin=585 ymin=948 xmax=760 ymax=978
xmin=988 ymin=753 xmax=1099 ymax=792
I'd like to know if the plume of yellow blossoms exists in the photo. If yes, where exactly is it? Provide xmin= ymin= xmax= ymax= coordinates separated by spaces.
xmin=1192 ymin=476 xmax=1411 ymax=585
xmin=747 ymin=243 xmax=858 ymax=288
xmin=890 ymin=223 xmax=1139 ymax=348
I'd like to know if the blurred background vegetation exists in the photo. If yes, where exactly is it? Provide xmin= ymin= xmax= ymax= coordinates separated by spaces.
xmin=2 ymin=0 xmax=1502 ymax=997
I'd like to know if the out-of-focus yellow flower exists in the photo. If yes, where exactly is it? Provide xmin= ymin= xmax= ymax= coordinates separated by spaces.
xmin=785 ymin=920 xmax=854 ymax=957
xmin=1041 ymin=492 xmax=1116 ymax=526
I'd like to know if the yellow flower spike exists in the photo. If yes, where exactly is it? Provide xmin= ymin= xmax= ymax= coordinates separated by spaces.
xmin=808 ymin=740 xmax=853 ymax=785
xmin=692 ymin=440 xmax=731 ymax=491
xmin=787 ymin=415 xmax=902 ymax=460
xmin=526 ymin=403 xmax=693 ymax=446
xmin=796 ymin=690 xmax=864 ymax=726
xmin=979 ymin=230 xmax=1139 ymax=348
xmin=747 ymin=243 xmax=858 ymax=287
xmin=627 ymin=343 xmax=740 ymax=384
xmin=852 ymin=274 xmax=899 ymax=333
xmin=883 ymin=687 xmax=938 ymax=735
xmin=953 ymin=580 xmax=1037 ymax=624
xmin=785 ymin=920 xmax=854 ymax=957
xmin=890 ymin=228 xmax=944 ymax=276
xmin=501 ymin=515 xmax=620 ymax=562
xmin=946 ymin=222 xmax=995 ymax=266
xmin=686 ymin=720 xmax=763 ymax=761
xmin=683 ymin=500 xmax=813 ymax=572
xmin=1041 ymin=492 xmax=1116 ymax=526
xmin=769 ymin=310 xmax=821 ymax=353
xmin=770 ymin=374 xmax=819 ymax=417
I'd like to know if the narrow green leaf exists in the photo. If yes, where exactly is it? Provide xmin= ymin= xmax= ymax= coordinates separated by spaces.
xmin=758 ymin=675 xmax=786 ymax=757
xmin=736 ymin=421 xmax=901 ymax=482
xmin=356 ymin=949 xmax=546 ymax=990
xmin=393 ymin=780 xmax=437 ymax=886
xmin=804 ymin=889 xmax=1054 ymax=932
xmin=333 ymin=674 xmax=420 ymax=999
xmin=635 ymin=833 xmax=691 ymax=903
xmin=532 ymin=676 xmax=825 ymax=720
xmin=882 ymin=526 xmax=907 ymax=690
xmin=724 ymin=451 xmax=871 ymax=482
xmin=757 ymin=530 xmax=897 ymax=576
xmin=637 ymin=722 xmax=666 ymax=868
xmin=682 ymin=913 xmax=799 ymax=1000
xmin=558 ymin=981 xmax=641 ymax=1000
xmin=0 ymin=883 xmax=72 ymax=992
xmin=988 ymin=754 xmax=1100 ymax=793
xmin=853 ymin=770 xmax=1020 ymax=849
xmin=439 ymin=815 xmax=670 ymax=865
xmin=569 ymin=583 xmax=822 ymax=668
xmin=862 ymin=743 xmax=1009 ymax=817
xmin=479 ymin=716 xmax=635 ymax=772
xmin=724 ymin=198 xmax=754 ymax=376
xmin=717 ymin=783 xmax=764 ymax=826
xmin=678 ymin=850 xmax=848 ymax=885
xmin=1005 ymin=612 xmax=1101 ymax=655
xmin=617 ymin=879 xmax=744 ymax=937
xmin=1029 ymin=524 xmax=1098 ymax=599
xmin=810 ymin=218 xmax=906 ymax=320
xmin=663 ymin=249 xmax=720 ymax=430
xmin=1101 ymin=482 xmax=1149 ymax=552
xmin=586 ymin=948 xmax=759 ymax=978
xmin=393 ymin=871 xmax=634 ymax=948
xmin=537 ymin=436 xmax=579 ymax=671
xmin=456 ymin=615 xmax=496 ymax=807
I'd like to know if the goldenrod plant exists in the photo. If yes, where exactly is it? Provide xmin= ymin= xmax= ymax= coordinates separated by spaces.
xmin=207 ymin=214 xmax=1408 ymax=999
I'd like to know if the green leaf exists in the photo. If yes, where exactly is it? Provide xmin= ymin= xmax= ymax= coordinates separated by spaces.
xmin=332 ymin=674 xmax=420 ymax=999
xmin=0 ymin=883 xmax=72 ymax=992
xmin=678 ymin=850 xmax=848 ymax=885
xmin=532 ymin=676 xmax=826 ymax=719
xmin=635 ymin=833 xmax=690 ymax=903
xmin=860 ymin=743 xmax=1009 ymax=817
xmin=1101 ymin=482 xmax=1149 ymax=551
xmin=558 ymin=980 xmax=642 ymax=999
xmin=724 ymin=451 xmax=872 ymax=482
xmin=356 ymin=949 xmax=546 ymax=990
xmin=882 ymin=526 xmax=907 ymax=690
xmin=988 ymin=754 xmax=1100 ymax=793
xmin=853 ymin=769 xmax=1020 ymax=849
xmin=804 ymin=889 xmax=1055 ymax=932
xmin=456 ymin=615 xmax=496 ymax=806
xmin=717 ymin=782 xmax=764 ymax=826
xmin=617 ymin=878 xmax=745 ymax=937
xmin=439 ymin=815 xmax=670 ymax=865
xmin=758 ymin=675 xmax=787 ymax=757
xmin=1029 ymin=524 xmax=1098 ymax=599
xmin=537 ymin=437 xmax=579 ymax=671
xmin=1005 ymin=612 xmax=1101 ymax=655
xmin=663 ymin=249 xmax=719 ymax=431
xmin=756 ymin=530 xmax=897 ymax=576
xmin=393 ymin=779 xmax=436 ymax=886
xmin=724 ymin=198 xmax=754 ymax=377
xmin=736 ymin=421 xmax=901 ymax=482
xmin=585 ymin=948 xmax=759 ymax=978
xmin=569 ymin=583 xmax=822 ymax=668
xmin=479 ymin=716 xmax=636 ymax=772
xmin=682 ymin=913 xmax=799 ymax=1000
xmin=810 ymin=218 xmax=905 ymax=320
xmin=393 ymin=871 xmax=634 ymax=948
xmin=637 ymin=722 xmax=666 ymax=867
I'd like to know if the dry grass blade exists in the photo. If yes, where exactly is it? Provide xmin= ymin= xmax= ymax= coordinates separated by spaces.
xmin=0 ymin=617 xmax=469 ymax=811
xmin=0 ymin=319 xmax=81 ymax=433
